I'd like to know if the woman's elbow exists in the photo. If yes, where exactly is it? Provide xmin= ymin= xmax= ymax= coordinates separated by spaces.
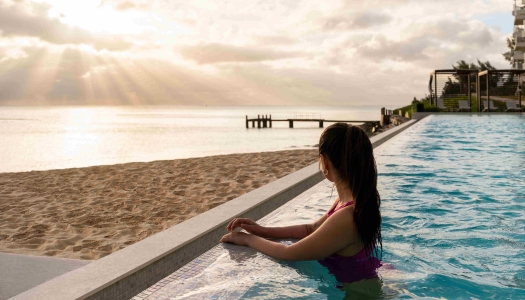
xmin=273 ymin=246 xmax=296 ymax=261
xmin=279 ymin=247 xmax=319 ymax=261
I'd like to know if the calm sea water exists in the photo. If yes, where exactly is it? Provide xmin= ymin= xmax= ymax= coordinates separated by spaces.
xmin=0 ymin=106 xmax=382 ymax=173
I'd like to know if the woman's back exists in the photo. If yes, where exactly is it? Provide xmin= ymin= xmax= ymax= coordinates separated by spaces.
xmin=318 ymin=200 xmax=381 ymax=283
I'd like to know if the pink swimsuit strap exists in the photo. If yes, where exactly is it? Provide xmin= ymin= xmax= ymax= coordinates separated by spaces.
xmin=327 ymin=200 xmax=354 ymax=217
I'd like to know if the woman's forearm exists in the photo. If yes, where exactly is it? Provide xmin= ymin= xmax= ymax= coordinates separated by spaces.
xmin=261 ymin=224 xmax=310 ymax=239
xmin=246 ymin=234 xmax=290 ymax=260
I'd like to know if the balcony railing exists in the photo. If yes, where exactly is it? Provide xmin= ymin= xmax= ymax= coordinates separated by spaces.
xmin=514 ymin=51 xmax=524 ymax=61
xmin=514 ymin=6 xmax=525 ymax=25
xmin=514 ymin=28 xmax=524 ymax=39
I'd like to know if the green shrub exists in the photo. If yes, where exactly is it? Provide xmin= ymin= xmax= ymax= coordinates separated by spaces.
xmin=424 ymin=105 xmax=440 ymax=112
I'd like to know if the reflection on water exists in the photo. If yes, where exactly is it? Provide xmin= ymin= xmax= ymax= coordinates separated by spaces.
xmin=341 ymin=278 xmax=383 ymax=300
xmin=376 ymin=114 xmax=525 ymax=299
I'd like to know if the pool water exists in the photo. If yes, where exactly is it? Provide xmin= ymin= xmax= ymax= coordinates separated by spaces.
xmin=374 ymin=114 xmax=525 ymax=299
xmin=134 ymin=114 xmax=525 ymax=299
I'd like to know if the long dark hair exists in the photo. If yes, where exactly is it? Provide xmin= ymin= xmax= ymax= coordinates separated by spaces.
xmin=319 ymin=123 xmax=382 ymax=258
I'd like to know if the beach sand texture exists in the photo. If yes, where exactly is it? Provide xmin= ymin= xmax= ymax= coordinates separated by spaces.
xmin=0 ymin=150 xmax=318 ymax=260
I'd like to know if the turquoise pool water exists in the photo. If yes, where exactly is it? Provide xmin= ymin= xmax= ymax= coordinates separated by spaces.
xmin=374 ymin=114 xmax=525 ymax=299
xmin=134 ymin=114 xmax=525 ymax=299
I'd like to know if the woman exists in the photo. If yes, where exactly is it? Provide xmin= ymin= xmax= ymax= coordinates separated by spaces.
xmin=220 ymin=123 xmax=382 ymax=284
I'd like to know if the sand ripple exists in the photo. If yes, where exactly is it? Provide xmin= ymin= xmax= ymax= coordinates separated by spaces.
xmin=0 ymin=150 xmax=318 ymax=260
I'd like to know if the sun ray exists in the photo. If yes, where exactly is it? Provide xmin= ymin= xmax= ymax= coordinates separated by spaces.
xmin=82 ymin=52 xmax=115 ymax=105
xmin=134 ymin=60 xmax=207 ymax=105
xmin=78 ymin=50 xmax=94 ymax=104
xmin=106 ymin=56 xmax=157 ymax=105
xmin=132 ymin=61 xmax=181 ymax=104
xmin=96 ymin=53 xmax=136 ymax=105
xmin=25 ymin=47 xmax=64 ymax=104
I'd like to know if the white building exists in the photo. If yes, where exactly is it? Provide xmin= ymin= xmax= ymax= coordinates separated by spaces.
xmin=513 ymin=0 xmax=525 ymax=68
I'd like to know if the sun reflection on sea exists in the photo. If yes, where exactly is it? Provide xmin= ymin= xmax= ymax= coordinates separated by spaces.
xmin=59 ymin=108 xmax=102 ymax=165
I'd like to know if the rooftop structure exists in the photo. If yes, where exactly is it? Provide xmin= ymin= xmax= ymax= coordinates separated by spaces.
xmin=478 ymin=69 xmax=525 ymax=110
xmin=429 ymin=69 xmax=478 ymax=111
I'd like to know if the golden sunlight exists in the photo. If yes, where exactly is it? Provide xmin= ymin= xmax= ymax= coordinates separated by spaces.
xmin=41 ymin=0 xmax=151 ymax=34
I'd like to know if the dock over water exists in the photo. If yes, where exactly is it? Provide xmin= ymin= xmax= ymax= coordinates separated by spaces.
xmin=245 ymin=114 xmax=378 ymax=128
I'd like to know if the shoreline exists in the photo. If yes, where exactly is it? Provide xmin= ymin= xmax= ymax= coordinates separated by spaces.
xmin=0 ymin=146 xmax=318 ymax=175
xmin=0 ymin=149 xmax=319 ymax=260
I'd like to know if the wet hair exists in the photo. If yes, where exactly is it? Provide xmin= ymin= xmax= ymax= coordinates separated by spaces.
xmin=318 ymin=123 xmax=382 ymax=259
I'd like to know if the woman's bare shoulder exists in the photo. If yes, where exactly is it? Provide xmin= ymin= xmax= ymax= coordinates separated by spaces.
xmin=327 ymin=205 xmax=356 ymax=229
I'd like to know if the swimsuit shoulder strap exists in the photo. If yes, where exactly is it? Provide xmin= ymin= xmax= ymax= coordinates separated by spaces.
xmin=327 ymin=200 xmax=354 ymax=217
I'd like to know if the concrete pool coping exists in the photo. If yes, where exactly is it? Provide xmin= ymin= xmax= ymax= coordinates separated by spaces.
xmin=11 ymin=119 xmax=419 ymax=300
xmin=413 ymin=112 xmax=525 ymax=120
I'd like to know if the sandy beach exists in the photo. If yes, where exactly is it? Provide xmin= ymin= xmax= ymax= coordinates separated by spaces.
xmin=0 ymin=149 xmax=318 ymax=260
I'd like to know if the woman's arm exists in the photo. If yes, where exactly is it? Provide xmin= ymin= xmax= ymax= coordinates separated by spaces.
xmin=221 ymin=206 xmax=355 ymax=261
xmin=227 ymin=198 xmax=339 ymax=240
xmin=227 ymin=214 xmax=328 ymax=239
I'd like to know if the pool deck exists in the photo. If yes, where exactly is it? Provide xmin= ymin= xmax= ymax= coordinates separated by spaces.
xmin=0 ymin=253 xmax=90 ymax=300
xmin=9 ymin=119 xmax=419 ymax=300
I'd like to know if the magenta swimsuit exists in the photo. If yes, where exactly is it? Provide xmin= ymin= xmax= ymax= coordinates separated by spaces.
xmin=317 ymin=201 xmax=382 ymax=283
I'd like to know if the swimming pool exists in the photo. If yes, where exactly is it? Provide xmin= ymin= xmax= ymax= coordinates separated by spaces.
xmin=133 ymin=114 xmax=525 ymax=299
xmin=376 ymin=114 xmax=525 ymax=299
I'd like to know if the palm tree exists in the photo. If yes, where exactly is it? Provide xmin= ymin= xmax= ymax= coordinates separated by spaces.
xmin=451 ymin=60 xmax=478 ymax=95
xmin=502 ymin=37 xmax=516 ymax=68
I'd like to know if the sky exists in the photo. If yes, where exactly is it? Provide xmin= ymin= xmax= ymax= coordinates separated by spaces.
xmin=0 ymin=0 xmax=515 ymax=106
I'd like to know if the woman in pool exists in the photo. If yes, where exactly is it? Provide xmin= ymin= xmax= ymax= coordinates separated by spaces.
xmin=220 ymin=123 xmax=382 ymax=284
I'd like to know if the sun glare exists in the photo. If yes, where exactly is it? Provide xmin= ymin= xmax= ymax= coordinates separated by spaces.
xmin=39 ymin=0 xmax=152 ymax=34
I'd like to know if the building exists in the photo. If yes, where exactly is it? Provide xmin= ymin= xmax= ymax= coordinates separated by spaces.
xmin=514 ymin=0 xmax=525 ymax=69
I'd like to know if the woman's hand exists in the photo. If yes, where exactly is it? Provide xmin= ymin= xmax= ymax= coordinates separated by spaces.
xmin=220 ymin=231 xmax=253 ymax=246
xmin=226 ymin=218 xmax=267 ymax=237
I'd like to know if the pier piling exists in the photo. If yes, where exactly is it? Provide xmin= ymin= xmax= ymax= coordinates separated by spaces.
xmin=380 ymin=107 xmax=391 ymax=126
xmin=245 ymin=114 xmax=377 ymax=129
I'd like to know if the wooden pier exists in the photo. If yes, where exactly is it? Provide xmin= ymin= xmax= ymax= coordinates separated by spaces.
xmin=245 ymin=114 xmax=377 ymax=128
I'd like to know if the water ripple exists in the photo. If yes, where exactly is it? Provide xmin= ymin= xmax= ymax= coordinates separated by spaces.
xmin=378 ymin=115 xmax=525 ymax=298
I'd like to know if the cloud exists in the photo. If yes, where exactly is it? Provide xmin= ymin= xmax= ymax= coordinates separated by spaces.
xmin=0 ymin=47 xmax=41 ymax=101
xmin=115 ymin=1 xmax=136 ymax=11
xmin=177 ymin=43 xmax=304 ymax=64
xmin=113 ymin=1 xmax=150 ymax=11
xmin=253 ymin=35 xmax=299 ymax=45
xmin=0 ymin=46 xmax=292 ymax=105
xmin=0 ymin=1 xmax=132 ymax=51
xmin=350 ymin=34 xmax=430 ymax=62
xmin=0 ymin=0 xmax=514 ymax=107
xmin=324 ymin=17 xmax=503 ymax=66
xmin=320 ymin=12 xmax=393 ymax=31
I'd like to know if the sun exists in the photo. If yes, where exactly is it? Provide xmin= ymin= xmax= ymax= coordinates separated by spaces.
xmin=38 ymin=0 xmax=152 ymax=34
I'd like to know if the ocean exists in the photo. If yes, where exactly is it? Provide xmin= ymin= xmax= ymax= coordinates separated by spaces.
xmin=0 ymin=106 xmax=383 ymax=173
